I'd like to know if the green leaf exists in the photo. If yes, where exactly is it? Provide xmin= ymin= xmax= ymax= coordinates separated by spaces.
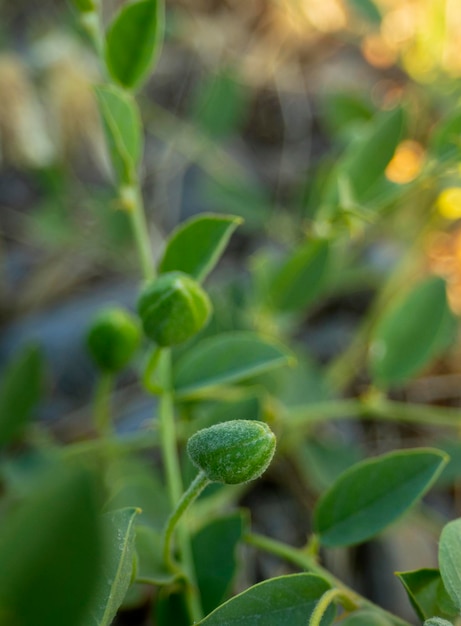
xmin=135 ymin=525 xmax=176 ymax=585
xmin=191 ymin=69 xmax=248 ymax=139
xmin=313 ymin=448 xmax=448 ymax=547
xmin=95 ymin=84 xmax=142 ymax=184
xmin=0 ymin=466 xmax=102 ymax=626
xmin=424 ymin=619 xmax=454 ymax=626
xmin=430 ymin=110 xmax=461 ymax=160
xmin=105 ymin=457 xmax=170 ymax=531
xmin=201 ymin=177 xmax=270 ymax=230
xmin=196 ymin=573 xmax=335 ymax=626
xmin=0 ymin=344 xmax=43 ymax=446
xmin=267 ymin=239 xmax=330 ymax=312
xmin=395 ymin=569 xmax=458 ymax=621
xmin=327 ymin=107 xmax=405 ymax=207
xmin=173 ymin=332 xmax=293 ymax=397
xmin=87 ymin=508 xmax=139 ymax=626
xmin=71 ymin=0 xmax=97 ymax=13
xmin=159 ymin=213 xmax=242 ymax=282
xmin=192 ymin=512 xmax=246 ymax=615
xmin=339 ymin=610 xmax=392 ymax=625
xmin=105 ymin=0 xmax=164 ymax=90
xmin=439 ymin=518 xmax=461 ymax=611
xmin=369 ymin=277 xmax=453 ymax=388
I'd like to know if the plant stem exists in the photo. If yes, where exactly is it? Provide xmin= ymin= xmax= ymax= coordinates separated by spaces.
xmin=245 ymin=532 xmax=413 ymax=626
xmin=158 ymin=350 xmax=183 ymax=506
xmin=163 ymin=471 xmax=209 ymax=570
xmin=158 ymin=349 xmax=204 ymax=623
xmin=284 ymin=397 xmax=461 ymax=433
xmin=94 ymin=372 xmax=114 ymax=437
xmin=120 ymin=185 xmax=155 ymax=282
xmin=309 ymin=588 xmax=355 ymax=626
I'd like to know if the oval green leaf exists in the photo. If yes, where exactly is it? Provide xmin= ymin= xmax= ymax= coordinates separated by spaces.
xmin=95 ymin=84 xmax=142 ymax=184
xmin=369 ymin=277 xmax=454 ymax=388
xmin=340 ymin=106 xmax=405 ymax=201
xmin=173 ymin=332 xmax=293 ymax=397
xmin=424 ymin=619 xmax=454 ymax=626
xmin=87 ymin=507 xmax=140 ymax=626
xmin=135 ymin=525 xmax=176 ymax=585
xmin=196 ymin=573 xmax=335 ymax=626
xmin=192 ymin=511 xmax=246 ymax=615
xmin=267 ymin=239 xmax=330 ymax=312
xmin=395 ymin=568 xmax=458 ymax=622
xmin=105 ymin=0 xmax=164 ymax=90
xmin=159 ymin=213 xmax=242 ymax=283
xmin=0 ymin=466 xmax=102 ymax=626
xmin=313 ymin=448 xmax=448 ymax=547
xmin=439 ymin=518 xmax=461 ymax=611
xmin=0 ymin=344 xmax=43 ymax=447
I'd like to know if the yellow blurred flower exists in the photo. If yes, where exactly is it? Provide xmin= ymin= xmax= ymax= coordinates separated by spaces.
xmin=385 ymin=140 xmax=425 ymax=184
xmin=437 ymin=187 xmax=461 ymax=220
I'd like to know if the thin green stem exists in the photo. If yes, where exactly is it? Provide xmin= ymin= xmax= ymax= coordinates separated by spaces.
xmin=93 ymin=372 xmax=114 ymax=437
xmin=163 ymin=471 xmax=209 ymax=571
xmin=283 ymin=397 xmax=461 ymax=434
xmin=245 ymin=532 xmax=413 ymax=626
xmin=158 ymin=349 xmax=204 ymax=623
xmin=309 ymin=588 xmax=355 ymax=626
xmin=158 ymin=350 xmax=183 ymax=506
xmin=121 ymin=185 xmax=156 ymax=282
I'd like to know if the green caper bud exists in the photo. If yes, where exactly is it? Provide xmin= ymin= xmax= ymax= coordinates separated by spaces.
xmin=86 ymin=307 xmax=141 ymax=373
xmin=187 ymin=420 xmax=276 ymax=485
xmin=137 ymin=271 xmax=211 ymax=347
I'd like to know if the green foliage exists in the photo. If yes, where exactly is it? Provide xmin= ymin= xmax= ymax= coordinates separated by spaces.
xmin=6 ymin=1 xmax=461 ymax=624
xmin=173 ymin=332 xmax=293 ymax=397
xmin=313 ymin=449 xmax=448 ymax=547
xmin=87 ymin=508 xmax=139 ymax=626
xmin=105 ymin=0 xmax=164 ymax=90
xmin=0 ymin=466 xmax=102 ymax=626
xmin=396 ymin=569 xmax=458 ymax=622
xmin=159 ymin=214 xmax=242 ymax=282
xmin=0 ymin=344 xmax=44 ymax=446
xmin=192 ymin=512 xmax=246 ymax=614
xmin=369 ymin=277 xmax=454 ymax=387
xmin=439 ymin=519 xmax=461 ymax=612
xmin=95 ymin=84 xmax=143 ymax=184
xmin=266 ymin=239 xmax=331 ymax=312
xmin=196 ymin=574 xmax=335 ymax=625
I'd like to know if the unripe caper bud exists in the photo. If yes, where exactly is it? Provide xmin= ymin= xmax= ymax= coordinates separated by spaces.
xmin=86 ymin=307 xmax=141 ymax=373
xmin=137 ymin=271 xmax=211 ymax=347
xmin=187 ymin=420 xmax=276 ymax=485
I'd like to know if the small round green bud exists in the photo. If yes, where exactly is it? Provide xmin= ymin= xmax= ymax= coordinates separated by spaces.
xmin=86 ymin=307 xmax=141 ymax=373
xmin=137 ymin=272 xmax=211 ymax=347
xmin=187 ymin=420 xmax=276 ymax=485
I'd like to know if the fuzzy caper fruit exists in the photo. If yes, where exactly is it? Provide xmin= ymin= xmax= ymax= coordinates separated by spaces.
xmin=137 ymin=271 xmax=211 ymax=347
xmin=86 ymin=307 xmax=141 ymax=373
xmin=187 ymin=420 xmax=276 ymax=485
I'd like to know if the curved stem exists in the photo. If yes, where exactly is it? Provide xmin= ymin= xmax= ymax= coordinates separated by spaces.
xmin=163 ymin=471 xmax=209 ymax=571
xmin=93 ymin=372 xmax=114 ymax=437
xmin=158 ymin=349 xmax=204 ymax=623
xmin=245 ymin=532 xmax=413 ymax=626
xmin=309 ymin=588 xmax=355 ymax=626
